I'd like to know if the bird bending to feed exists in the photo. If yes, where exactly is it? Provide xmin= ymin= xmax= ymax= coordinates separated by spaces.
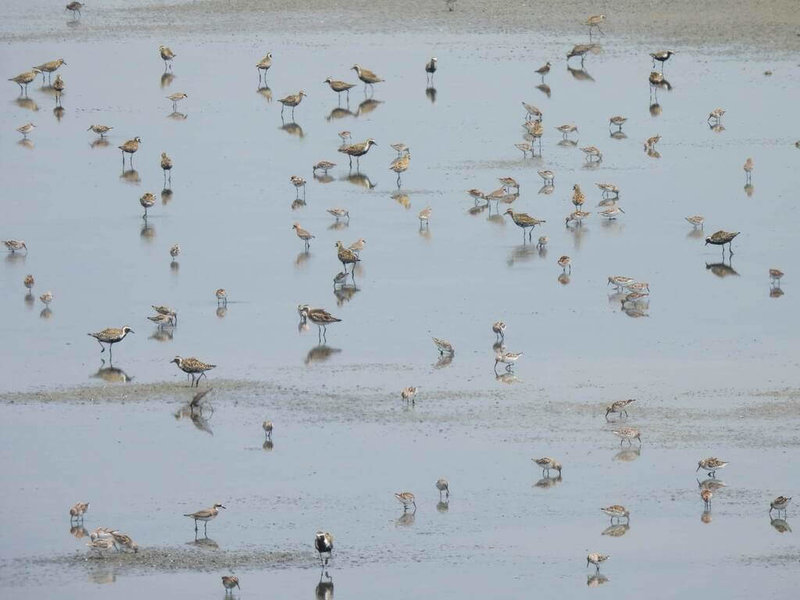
xmin=171 ymin=356 xmax=216 ymax=387
xmin=184 ymin=503 xmax=225 ymax=534
xmin=69 ymin=502 xmax=90 ymax=521
xmin=293 ymin=223 xmax=314 ymax=248
xmin=315 ymin=531 xmax=334 ymax=565
xmin=581 ymin=146 xmax=602 ymax=161
xmin=88 ymin=326 xmax=134 ymax=357
xmin=221 ymin=576 xmax=240 ymax=594
xmin=3 ymin=240 xmax=27 ymax=253
xmin=708 ymin=108 xmax=725 ymax=123
xmin=685 ymin=215 xmax=704 ymax=228
xmin=600 ymin=505 xmax=629 ymax=522
xmin=492 ymin=321 xmax=506 ymax=341
xmin=605 ymin=399 xmax=636 ymax=419
xmin=644 ymin=134 xmax=661 ymax=151
xmin=704 ymin=230 xmax=740 ymax=254
xmin=558 ymin=255 xmax=572 ymax=273
xmin=110 ymin=531 xmax=138 ymax=553
xmin=401 ymin=386 xmax=418 ymax=404
xmin=613 ymin=427 xmax=641 ymax=445
xmin=351 ymin=64 xmax=384 ymax=89
xmin=436 ymin=478 xmax=450 ymax=499
xmin=696 ymin=457 xmax=728 ymax=477
xmin=65 ymin=2 xmax=84 ymax=17
xmin=770 ymin=496 xmax=791 ymax=516
xmin=587 ymin=553 xmax=609 ymax=571
xmin=432 ymin=337 xmax=454 ymax=356
xmin=533 ymin=457 xmax=562 ymax=476
xmin=395 ymin=492 xmax=416 ymax=512
xmin=159 ymin=45 xmax=176 ymax=70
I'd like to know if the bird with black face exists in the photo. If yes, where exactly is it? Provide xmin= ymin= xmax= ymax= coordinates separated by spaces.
xmin=315 ymin=531 xmax=334 ymax=566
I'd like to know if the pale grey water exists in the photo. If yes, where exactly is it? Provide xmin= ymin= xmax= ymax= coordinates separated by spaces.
xmin=1 ymin=7 xmax=800 ymax=600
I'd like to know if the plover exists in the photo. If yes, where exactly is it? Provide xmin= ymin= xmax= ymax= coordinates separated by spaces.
xmin=159 ymin=45 xmax=176 ymax=70
xmin=535 ymin=61 xmax=551 ymax=78
xmin=8 ymin=69 xmax=40 ymax=94
xmin=278 ymin=90 xmax=307 ymax=118
xmin=171 ymin=356 xmax=216 ymax=387
xmin=335 ymin=241 xmax=360 ymax=271
xmin=338 ymin=138 xmax=378 ymax=168
xmin=119 ymin=137 xmax=141 ymax=164
xmin=650 ymin=50 xmax=675 ymax=69
xmin=139 ymin=192 xmax=156 ymax=218
xmin=52 ymin=74 xmax=65 ymax=104
xmin=504 ymin=209 xmax=545 ymax=241
xmin=436 ymin=478 xmax=450 ymax=499
xmin=432 ymin=337 xmax=454 ymax=356
xmin=704 ymin=230 xmax=739 ymax=254
xmin=696 ymin=457 xmax=728 ymax=477
xmin=567 ymin=44 xmax=593 ymax=63
xmin=87 ymin=326 xmax=134 ymax=357
xmin=221 ymin=576 xmax=240 ymax=595
xmin=425 ymin=57 xmax=438 ymax=82
xmin=315 ymin=531 xmax=334 ymax=565
xmin=351 ymin=64 xmax=384 ymax=90
xmin=293 ymin=223 xmax=314 ymax=248
xmin=257 ymin=52 xmax=272 ymax=82
xmin=184 ymin=503 xmax=225 ymax=534
xmin=323 ymin=77 xmax=356 ymax=102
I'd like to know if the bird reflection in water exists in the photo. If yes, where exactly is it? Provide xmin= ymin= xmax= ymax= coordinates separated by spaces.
xmin=14 ymin=96 xmax=38 ymax=112
xmin=295 ymin=250 xmax=311 ymax=268
xmin=538 ymin=184 xmax=555 ymax=196
xmin=160 ymin=72 xmax=175 ymax=89
xmin=334 ymin=283 xmax=359 ymax=306
xmin=507 ymin=244 xmax=537 ymax=266
xmin=602 ymin=523 xmax=630 ymax=538
xmin=53 ymin=106 xmax=65 ymax=122
xmin=216 ymin=306 xmax=228 ymax=319
xmin=701 ymin=510 xmax=713 ymax=524
xmin=140 ymin=221 xmax=156 ymax=242
xmin=87 ymin=565 xmax=117 ymax=585
xmin=770 ymin=517 xmax=791 ymax=534
xmin=24 ymin=292 xmax=35 ymax=309
xmin=120 ymin=169 xmax=141 ymax=185
xmin=263 ymin=438 xmax=274 ymax=452
xmin=345 ymin=171 xmax=377 ymax=190
xmin=187 ymin=535 xmax=219 ymax=548
xmin=433 ymin=353 xmax=454 ymax=370
xmin=167 ymin=111 xmax=187 ymax=121
xmin=174 ymin=405 xmax=214 ymax=436
xmin=534 ymin=474 xmax=562 ymax=489
xmin=567 ymin=65 xmax=595 ymax=82
xmin=90 ymin=137 xmax=110 ymax=149
xmin=697 ymin=478 xmax=726 ymax=493
xmin=326 ymin=107 xmax=356 ymax=121
xmin=744 ymin=183 xmax=754 ymax=197
xmin=316 ymin=173 xmax=336 ymax=185
xmin=149 ymin=327 xmax=173 ymax=342
xmin=396 ymin=511 xmax=416 ymax=527
xmin=536 ymin=83 xmax=551 ymax=98
xmin=280 ymin=117 xmax=304 ymax=138
xmin=437 ymin=500 xmax=450 ymax=513
xmin=292 ymin=198 xmax=307 ymax=210
xmin=357 ymin=97 xmax=383 ymax=117
xmin=91 ymin=361 xmax=133 ymax=383
xmin=587 ymin=573 xmax=609 ymax=587
xmin=257 ymin=85 xmax=272 ymax=103
xmin=39 ymin=307 xmax=53 ymax=319
xmin=705 ymin=257 xmax=738 ymax=278
xmin=770 ymin=286 xmax=784 ymax=299
xmin=18 ymin=138 xmax=34 ymax=150
xmin=392 ymin=191 xmax=411 ymax=209
xmin=495 ymin=372 xmax=519 ymax=385
xmin=426 ymin=86 xmax=437 ymax=103
xmin=305 ymin=345 xmax=342 ymax=365
xmin=70 ymin=524 xmax=89 ymax=539
xmin=316 ymin=570 xmax=334 ymax=600
xmin=558 ymin=273 xmax=570 ymax=286
xmin=613 ymin=447 xmax=641 ymax=462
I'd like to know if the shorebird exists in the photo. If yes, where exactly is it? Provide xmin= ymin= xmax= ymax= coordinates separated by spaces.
xmin=278 ymin=90 xmax=307 ymax=118
xmin=492 ymin=321 xmax=506 ymax=341
xmin=585 ymin=14 xmax=605 ymax=35
xmin=532 ymin=457 xmax=562 ymax=476
xmin=499 ymin=177 xmax=519 ymax=193
xmin=495 ymin=351 xmax=522 ymax=372
xmin=701 ymin=489 xmax=713 ymax=510
xmin=335 ymin=241 xmax=360 ymax=272
xmin=165 ymin=92 xmax=187 ymax=112
xmin=613 ymin=427 xmax=641 ymax=446
xmin=110 ymin=531 xmax=138 ymax=553
xmin=395 ymin=492 xmax=416 ymax=512
xmin=770 ymin=496 xmax=791 ymax=516
xmin=650 ymin=50 xmax=675 ymax=70
xmin=16 ymin=123 xmax=35 ymax=138
xmin=315 ymin=531 xmax=334 ymax=565
xmin=299 ymin=306 xmax=341 ymax=341
xmin=391 ymin=153 xmax=412 ymax=186
xmin=323 ymin=77 xmax=356 ymax=102
xmin=152 ymin=305 xmax=177 ymax=324
xmin=65 ymin=2 xmax=83 ymax=17
xmin=537 ymin=235 xmax=548 ymax=248
xmin=172 ymin=356 xmax=216 ymax=386
xmin=555 ymin=123 xmax=578 ymax=138
xmin=35 ymin=58 xmax=66 ymax=82
xmin=313 ymin=160 xmax=336 ymax=174
xmin=557 ymin=255 xmax=572 ymax=273
xmin=159 ymin=45 xmax=176 ymax=70
xmin=87 ymin=124 xmax=113 ymax=137
xmin=605 ymin=399 xmax=636 ymax=419
xmin=572 ymin=184 xmax=585 ymax=207
xmin=567 ymin=44 xmax=593 ymax=63
xmin=600 ymin=505 xmax=629 ymax=522
xmin=535 ymin=61 xmax=551 ymax=79
xmin=161 ymin=152 xmax=173 ymax=181
xmin=52 ymin=74 xmax=65 ymax=104
xmin=515 ymin=142 xmax=533 ymax=158
xmin=565 ymin=210 xmax=591 ymax=226
xmin=119 ymin=137 xmax=141 ymax=165
xmin=644 ymin=134 xmax=661 ymax=151
xmin=705 ymin=230 xmax=740 ymax=254
xmin=326 ymin=208 xmax=349 ymax=221
xmin=139 ymin=192 xmax=156 ymax=218
xmin=290 ymin=175 xmax=307 ymax=197
xmin=743 ymin=157 xmax=754 ymax=181
xmin=425 ymin=57 xmax=438 ymax=83
xmin=221 ymin=576 xmax=240 ymax=595
xmin=581 ymin=146 xmax=602 ymax=161
xmin=170 ymin=244 xmax=180 ymax=261
xmin=600 ymin=206 xmax=625 ymax=219
xmin=86 ymin=538 xmax=115 ymax=554
xmin=685 ymin=215 xmax=704 ymax=228
xmin=538 ymin=170 xmax=555 ymax=184
xmin=24 ymin=274 xmax=34 ymax=290
xmin=596 ymin=182 xmax=619 ymax=198
xmin=257 ymin=51 xmax=272 ymax=82
xmin=215 ymin=288 xmax=227 ymax=306
xmin=401 ymin=386 xmax=418 ymax=404
xmin=351 ymin=64 xmax=384 ymax=90
xmin=88 ymin=326 xmax=134 ymax=357
xmin=418 ymin=206 xmax=432 ymax=229
xmin=432 ymin=337 xmax=454 ymax=356
xmin=9 ymin=69 xmax=41 ymax=94
xmin=338 ymin=131 xmax=352 ymax=146
xmin=348 ymin=238 xmax=366 ymax=254
xmin=504 ymin=209 xmax=545 ymax=241
xmin=587 ymin=553 xmax=609 ymax=572
xmin=338 ymin=138 xmax=377 ymax=168
xmin=649 ymin=71 xmax=671 ymax=89
xmin=262 ymin=420 xmax=273 ymax=439
xmin=436 ymin=478 xmax=450 ymax=499
xmin=69 ymin=502 xmax=90 ymax=521
xmin=184 ymin=503 xmax=225 ymax=534
xmin=3 ymin=240 xmax=27 ymax=253
xmin=696 ymin=457 xmax=728 ymax=477
xmin=293 ymin=223 xmax=314 ymax=248
xmin=769 ymin=269 xmax=784 ymax=284
xmin=89 ymin=527 xmax=113 ymax=541
xmin=391 ymin=143 xmax=410 ymax=155
xmin=522 ymin=102 xmax=542 ymax=122
xmin=707 ymin=108 xmax=725 ymax=124
xmin=608 ymin=115 xmax=627 ymax=130
xmin=39 ymin=291 xmax=53 ymax=306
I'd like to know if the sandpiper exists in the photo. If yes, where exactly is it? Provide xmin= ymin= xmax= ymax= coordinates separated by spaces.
xmin=401 ymin=386 xmax=418 ymax=404
xmin=278 ymin=90 xmax=307 ymax=118
xmin=535 ymin=61 xmax=551 ymax=79
xmin=88 ymin=326 xmax=134 ymax=357
xmin=696 ymin=457 xmax=728 ymax=477
xmin=111 ymin=531 xmax=139 ymax=553
xmin=24 ymin=274 xmax=34 ymax=290
xmin=327 ymin=208 xmax=349 ymax=221
xmin=435 ymin=478 xmax=450 ymax=499
xmin=69 ymin=502 xmax=90 ymax=521
xmin=425 ymin=57 xmax=438 ymax=83
xmin=596 ymin=183 xmax=619 ymax=198
xmin=418 ymin=206 xmax=432 ymax=229
xmin=650 ymin=50 xmax=675 ymax=69
xmin=222 ymin=576 xmax=240 ymax=595
xmin=338 ymin=138 xmax=377 ymax=168
xmin=262 ymin=420 xmax=273 ymax=439
xmin=613 ymin=427 xmax=641 ymax=445
xmin=184 ymin=503 xmax=225 ymax=534
xmin=605 ymin=399 xmax=636 ymax=419
xmin=707 ymin=108 xmax=725 ymax=124
xmin=34 ymin=58 xmax=66 ymax=79
xmin=351 ymin=64 xmax=384 ymax=90
xmin=395 ymin=492 xmax=416 ymax=512
xmin=566 ymin=210 xmax=591 ymax=226
xmin=159 ymin=45 xmax=176 ymax=70
xmin=87 ymin=124 xmax=113 ymax=137
xmin=492 ymin=321 xmax=506 ymax=341
xmin=537 ymin=235 xmax=548 ymax=248
xmin=65 ymin=2 xmax=83 ymax=17
xmin=567 ymin=44 xmax=593 ymax=63
xmin=685 ymin=215 xmax=704 ymax=228
xmin=609 ymin=115 xmax=627 ymax=130
xmin=495 ymin=351 xmax=522 ymax=372
xmin=769 ymin=268 xmax=784 ymax=284
xmin=349 ymin=238 xmax=366 ymax=254
xmin=600 ymin=206 xmax=625 ymax=219
xmin=215 ymin=289 xmax=227 ymax=306
xmin=600 ymin=505 xmax=629 ymax=522
xmin=585 ymin=14 xmax=605 ymax=35
xmin=167 ymin=245 xmax=180 ymax=263
xmin=743 ymin=157 xmax=754 ymax=181
xmin=701 ymin=489 xmax=713 ymax=510
xmin=522 ymin=102 xmax=542 ymax=122
xmin=293 ymin=223 xmax=314 ymax=249
xmin=587 ymin=553 xmax=609 ymax=572
xmin=515 ymin=142 xmax=533 ymax=158
xmin=433 ymin=337 xmax=454 ymax=356
xmin=299 ymin=306 xmax=341 ymax=340
xmin=581 ymin=146 xmax=602 ymax=161
xmin=338 ymin=131 xmax=352 ymax=146
xmin=3 ymin=240 xmax=27 ymax=253
xmin=705 ymin=230 xmax=739 ymax=254
xmin=499 ymin=177 xmax=519 ymax=193
xmin=538 ymin=170 xmax=555 ymax=184
xmin=161 ymin=152 xmax=173 ymax=178
xmin=119 ymin=137 xmax=141 ymax=164
xmin=555 ymin=123 xmax=578 ymax=138
xmin=172 ymin=356 xmax=216 ymax=387
xmin=8 ymin=69 xmax=40 ymax=94
xmin=315 ymin=531 xmax=334 ymax=565
xmin=39 ymin=291 xmax=53 ymax=306
xmin=16 ymin=123 xmax=35 ymax=138
xmin=314 ymin=160 xmax=336 ymax=174
xmin=557 ymin=255 xmax=572 ymax=273
xmin=257 ymin=51 xmax=272 ymax=82
xmin=532 ymin=457 xmax=562 ymax=476
xmin=644 ymin=134 xmax=661 ymax=151
xmin=770 ymin=496 xmax=791 ymax=516
xmin=335 ymin=241 xmax=360 ymax=271
xmin=391 ymin=143 xmax=410 ymax=156
xmin=139 ymin=192 xmax=156 ymax=218
xmin=504 ymin=209 xmax=545 ymax=241
xmin=86 ymin=537 xmax=115 ymax=554
xmin=290 ymin=175 xmax=307 ymax=198
xmin=152 ymin=305 xmax=177 ymax=324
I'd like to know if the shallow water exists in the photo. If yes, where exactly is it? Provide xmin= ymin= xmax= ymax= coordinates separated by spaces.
xmin=1 ymin=7 xmax=800 ymax=600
